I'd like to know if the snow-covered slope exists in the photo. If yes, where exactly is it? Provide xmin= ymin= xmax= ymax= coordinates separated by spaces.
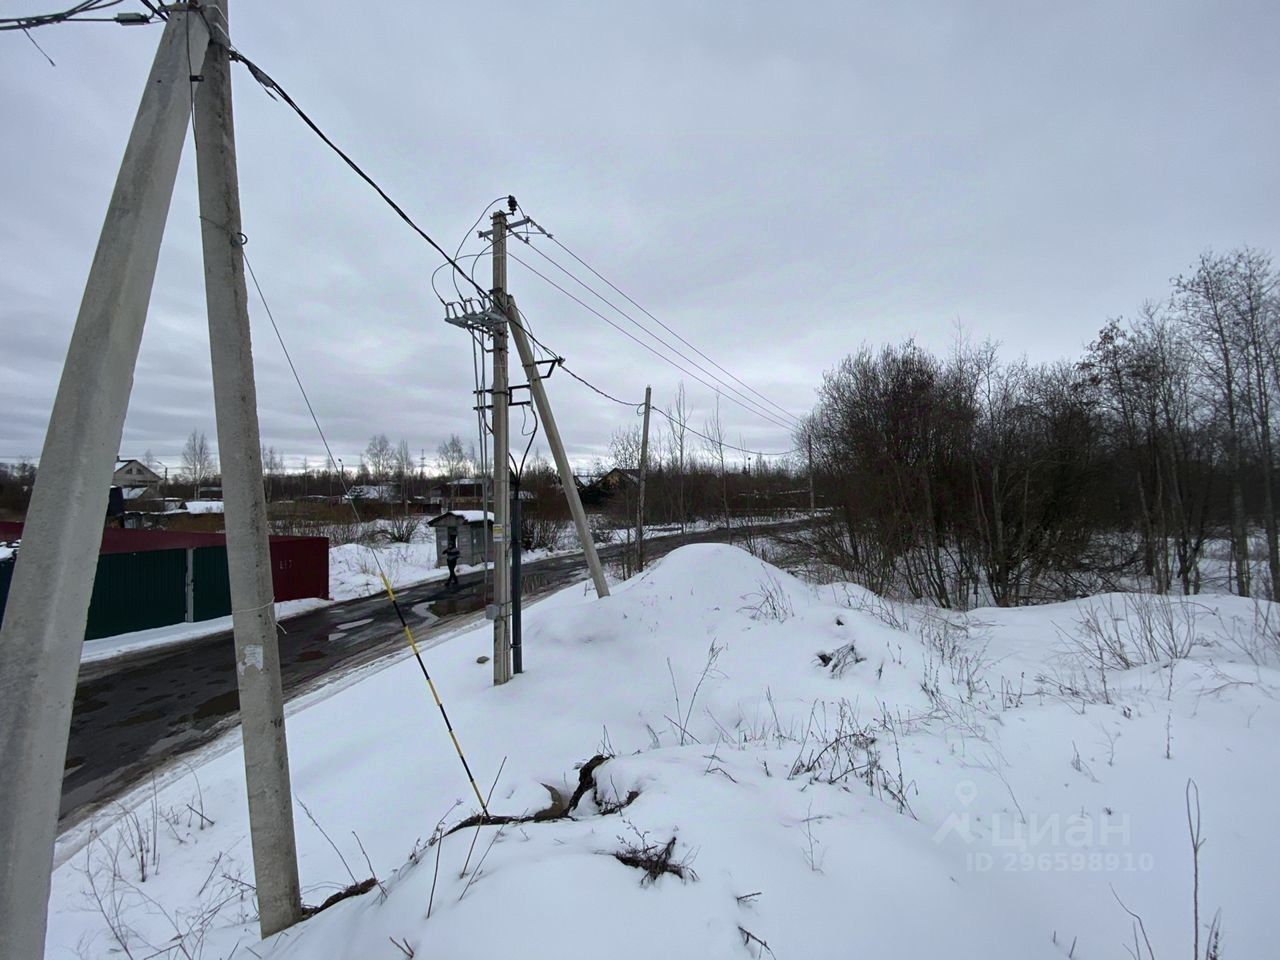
xmin=48 ymin=545 xmax=1279 ymax=959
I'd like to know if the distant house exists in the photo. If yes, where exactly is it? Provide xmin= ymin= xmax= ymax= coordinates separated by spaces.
xmin=592 ymin=468 xmax=639 ymax=493
xmin=345 ymin=484 xmax=398 ymax=503
xmin=578 ymin=467 xmax=639 ymax=508
xmin=107 ymin=484 xmax=163 ymax=524
xmin=113 ymin=458 xmax=162 ymax=491
xmin=434 ymin=478 xmax=485 ymax=508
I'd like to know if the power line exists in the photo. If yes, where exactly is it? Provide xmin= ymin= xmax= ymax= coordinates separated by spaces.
xmin=507 ymin=248 xmax=797 ymax=432
xmin=649 ymin=405 xmax=797 ymax=459
xmin=240 ymin=241 xmax=491 ymax=818
xmin=204 ymin=37 xmax=645 ymax=426
xmin=0 ymin=1 xmax=157 ymax=30
xmin=527 ymin=231 xmax=802 ymax=428
xmin=213 ymin=37 xmax=771 ymax=447
xmin=517 ymin=238 xmax=799 ymax=428
xmin=452 ymin=197 xmax=506 ymax=302
xmin=216 ymin=38 xmax=488 ymax=305
xmin=21 ymin=26 xmax=56 ymax=65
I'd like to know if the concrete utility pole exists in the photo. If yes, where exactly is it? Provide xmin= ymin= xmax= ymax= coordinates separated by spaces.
xmin=194 ymin=0 xmax=303 ymax=935
xmin=505 ymin=295 xmax=610 ymax=599
xmin=0 ymin=12 xmax=210 ymax=960
xmin=636 ymin=385 xmax=652 ymax=572
xmin=511 ymin=476 xmax=523 ymax=674
xmin=490 ymin=211 xmax=513 ymax=684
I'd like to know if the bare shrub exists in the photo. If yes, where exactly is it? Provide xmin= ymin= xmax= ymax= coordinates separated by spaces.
xmin=1110 ymin=778 xmax=1223 ymax=960
xmin=667 ymin=642 xmax=724 ymax=746
xmin=787 ymin=699 xmax=916 ymax=816
xmin=830 ymin=583 xmax=911 ymax=631
xmin=1221 ymin=597 xmax=1280 ymax=665
xmin=916 ymin=610 xmax=991 ymax=702
xmin=383 ymin=514 xmax=422 ymax=544
xmin=823 ymin=642 xmax=866 ymax=677
xmin=79 ymin=823 xmax=253 ymax=960
xmin=741 ymin=572 xmax=795 ymax=622
xmin=589 ymin=511 xmax=618 ymax=545
xmin=269 ymin=511 xmax=368 ymax=546
xmin=1072 ymin=594 xmax=1200 ymax=670
xmin=613 ymin=823 xmax=697 ymax=885
xmin=523 ymin=513 xmax=569 ymax=551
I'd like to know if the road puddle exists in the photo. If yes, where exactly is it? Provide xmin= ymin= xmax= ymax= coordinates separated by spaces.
xmin=427 ymin=592 xmax=486 ymax=617
xmin=192 ymin=690 xmax=238 ymax=722
xmin=334 ymin=617 xmax=374 ymax=631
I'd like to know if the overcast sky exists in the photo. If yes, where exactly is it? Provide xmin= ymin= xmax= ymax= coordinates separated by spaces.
xmin=2 ymin=0 xmax=1277 ymax=472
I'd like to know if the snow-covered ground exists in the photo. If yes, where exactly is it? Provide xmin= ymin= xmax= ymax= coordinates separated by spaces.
xmin=47 ymin=544 xmax=1279 ymax=959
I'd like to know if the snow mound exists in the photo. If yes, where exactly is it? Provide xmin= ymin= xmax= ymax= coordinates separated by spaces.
xmin=47 ymin=545 xmax=1280 ymax=960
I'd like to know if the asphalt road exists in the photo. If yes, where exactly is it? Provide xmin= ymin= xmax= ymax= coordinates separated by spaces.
xmin=62 ymin=520 xmax=808 ymax=828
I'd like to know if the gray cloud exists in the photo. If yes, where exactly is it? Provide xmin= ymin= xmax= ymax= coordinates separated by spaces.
xmin=3 ymin=0 xmax=1277 ymax=470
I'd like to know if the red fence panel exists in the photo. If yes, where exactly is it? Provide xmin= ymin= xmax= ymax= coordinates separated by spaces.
xmin=268 ymin=536 xmax=330 ymax=601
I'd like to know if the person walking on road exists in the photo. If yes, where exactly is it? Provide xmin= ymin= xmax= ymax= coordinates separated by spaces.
xmin=445 ymin=535 xmax=461 ymax=588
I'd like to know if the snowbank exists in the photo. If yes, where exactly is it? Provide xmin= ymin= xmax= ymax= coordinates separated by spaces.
xmin=47 ymin=545 xmax=1280 ymax=959
xmin=79 ymin=598 xmax=331 ymax=666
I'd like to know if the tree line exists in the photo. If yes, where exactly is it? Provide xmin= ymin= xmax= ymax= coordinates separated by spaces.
xmin=800 ymin=247 xmax=1279 ymax=607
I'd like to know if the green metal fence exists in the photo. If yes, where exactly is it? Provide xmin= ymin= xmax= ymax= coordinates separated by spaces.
xmin=0 ymin=559 xmax=12 ymax=621
xmin=84 ymin=549 xmax=187 ymax=640
xmin=192 ymin=546 xmax=233 ymax=622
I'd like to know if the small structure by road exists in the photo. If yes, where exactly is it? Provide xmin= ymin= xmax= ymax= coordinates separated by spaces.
xmin=427 ymin=510 xmax=493 ymax=566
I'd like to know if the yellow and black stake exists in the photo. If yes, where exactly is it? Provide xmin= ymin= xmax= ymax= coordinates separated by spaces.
xmin=380 ymin=574 xmax=490 ymax=818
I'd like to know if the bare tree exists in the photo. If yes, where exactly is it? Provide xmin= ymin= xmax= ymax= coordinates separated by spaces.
xmin=608 ymin=424 xmax=644 ymax=561
xmin=1175 ymin=253 xmax=1251 ymax=596
xmin=365 ymin=433 xmax=394 ymax=483
xmin=703 ymin=395 xmax=730 ymax=535
xmin=181 ymin=430 xmax=216 ymax=500
xmin=260 ymin=445 xmax=283 ymax=502
xmin=437 ymin=434 xmax=471 ymax=480
xmin=437 ymin=433 xmax=472 ymax=509
xmin=1224 ymin=248 xmax=1279 ymax=600
xmin=394 ymin=438 xmax=413 ymax=512
xmin=664 ymin=383 xmax=691 ymax=532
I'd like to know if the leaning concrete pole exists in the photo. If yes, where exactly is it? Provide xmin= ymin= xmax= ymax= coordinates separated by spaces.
xmin=0 ymin=12 xmax=209 ymax=960
xmin=506 ymin=297 xmax=610 ymax=598
xmin=194 ymin=0 xmax=303 ymax=935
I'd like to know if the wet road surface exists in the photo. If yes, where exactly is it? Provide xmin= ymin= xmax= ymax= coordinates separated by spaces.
xmin=62 ymin=520 xmax=809 ymax=828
